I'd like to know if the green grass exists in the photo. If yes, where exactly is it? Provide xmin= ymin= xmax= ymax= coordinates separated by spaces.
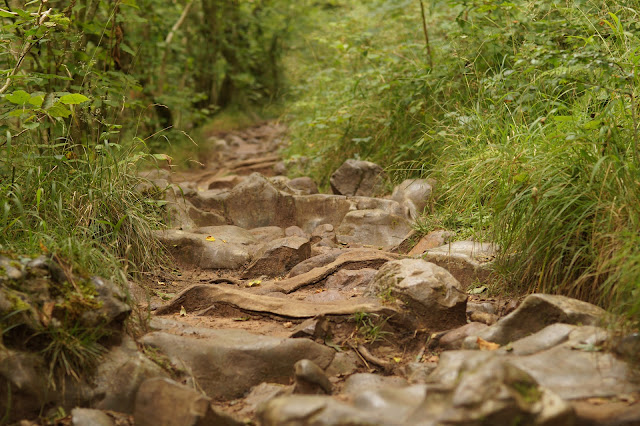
xmin=281 ymin=0 xmax=640 ymax=326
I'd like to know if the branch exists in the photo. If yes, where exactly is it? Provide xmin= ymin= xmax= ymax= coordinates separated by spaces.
xmin=157 ymin=0 xmax=195 ymax=96
xmin=418 ymin=0 xmax=433 ymax=69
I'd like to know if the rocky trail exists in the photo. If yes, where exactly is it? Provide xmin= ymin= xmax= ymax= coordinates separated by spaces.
xmin=4 ymin=122 xmax=640 ymax=425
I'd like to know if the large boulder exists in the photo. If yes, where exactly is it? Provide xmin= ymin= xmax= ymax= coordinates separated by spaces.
xmin=140 ymin=328 xmax=335 ymax=400
xmin=330 ymin=160 xmax=385 ymax=196
xmin=366 ymin=258 xmax=467 ymax=329
xmin=336 ymin=209 xmax=412 ymax=249
xmin=225 ymin=173 xmax=296 ymax=229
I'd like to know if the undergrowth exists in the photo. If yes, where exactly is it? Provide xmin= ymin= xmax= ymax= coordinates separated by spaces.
xmin=283 ymin=0 xmax=640 ymax=326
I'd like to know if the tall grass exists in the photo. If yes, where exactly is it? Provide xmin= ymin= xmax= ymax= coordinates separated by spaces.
xmin=283 ymin=0 xmax=640 ymax=325
xmin=0 ymin=138 xmax=164 ymax=284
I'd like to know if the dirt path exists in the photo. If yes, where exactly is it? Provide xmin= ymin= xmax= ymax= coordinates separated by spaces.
xmin=132 ymin=122 xmax=640 ymax=425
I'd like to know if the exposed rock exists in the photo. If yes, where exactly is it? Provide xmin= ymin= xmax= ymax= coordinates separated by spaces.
xmin=325 ymin=351 xmax=360 ymax=377
xmin=324 ymin=268 xmax=377 ymax=292
xmin=336 ymin=209 xmax=412 ymax=249
xmin=498 ymin=323 xmax=576 ymax=356
xmin=239 ymin=383 xmax=291 ymax=418
xmin=140 ymin=328 xmax=335 ymax=399
xmin=294 ymin=194 xmax=352 ymax=233
xmin=193 ymin=224 xmax=257 ymax=244
xmin=353 ymin=384 xmax=428 ymax=420
xmin=350 ymin=196 xmax=406 ymax=217
xmin=439 ymin=322 xmax=489 ymax=350
xmin=294 ymin=359 xmax=333 ymax=395
xmin=330 ymin=159 xmax=385 ymax=196
xmin=208 ymin=174 xmax=242 ymax=190
xmin=408 ymin=230 xmax=454 ymax=255
xmin=244 ymin=236 xmax=311 ymax=278
xmin=155 ymin=284 xmax=395 ymax=319
xmin=81 ymin=276 xmax=131 ymax=332
xmin=423 ymin=241 xmax=497 ymax=289
xmin=342 ymin=373 xmax=408 ymax=395
xmin=476 ymin=294 xmax=606 ymax=345
xmin=311 ymin=224 xmax=337 ymax=244
xmin=285 ymin=225 xmax=308 ymax=238
xmin=408 ymin=358 xmax=575 ymax=425
xmin=288 ymin=250 xmax=343 ymax=278
xmin=86 ymin=336 xmax=169 ymax=413
xmin=71 ymin=408 xmax=115 ymax=426
xmin=391 ymin=178 xmax=434 ymax=219
xmin=134 ymin=377 xmax=236 ymax=426
xmin=511 ymin=345 xmax=639 ymax=400
xmin=155 ymin=229 xmax=254 ymax=270
xmin=259 ymin=395 xmax=383 ymax=425
xmin=0 ymin=348 xmax=54 ymax=423
xmin=267 ymin=249 xmax=398 ymax=294
xmin=226 ymin=173 xmax=296 ymax=229
xmin=366 ymin=258 xmax=467 ymax=329
xmin=303 ymin=289 xmax=345 ymax=303
xmin=405 ymin=361 xmax=439 ymax=384
xmin=249 ymin=226 xmax=286 ymax=242
xmin=288 ymin=177 xmax=319 ymax=195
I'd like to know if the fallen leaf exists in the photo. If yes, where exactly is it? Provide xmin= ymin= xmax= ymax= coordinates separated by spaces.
xmin=205 ymin=236 xmax=216 ymax=242
xmin=283 ymin=322 xmax=293 ymax=328
xmin=179 ymin=306 xmax=187 ymax=316
xmin=222 ymin=239 xmax=227 ymax=243
xmin=246 ymin=279 xmax=262 ymax=287
xmin=467 ymin=285 xmax=488 ymax=295
xmin=39 ymin=301 xmax=55 ymax=326
xmin=392 ymin=356 xmax=402 ymax=363
xmin=477 ymin=337 xmax=500 ymax=351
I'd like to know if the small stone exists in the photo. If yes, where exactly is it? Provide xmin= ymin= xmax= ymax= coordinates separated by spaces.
xmin=71 ymin=408 xmax=115 ymax=426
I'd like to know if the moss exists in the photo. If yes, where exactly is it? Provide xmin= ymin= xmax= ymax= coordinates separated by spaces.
xmin=512 ymin=380 xmax=542 ymax=404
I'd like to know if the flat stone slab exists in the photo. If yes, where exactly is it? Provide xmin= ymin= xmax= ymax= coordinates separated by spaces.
xmin=140 ymin=328 xmax=335 ymax=400
xmin=155 ymin=284 xmax=396 ymax=319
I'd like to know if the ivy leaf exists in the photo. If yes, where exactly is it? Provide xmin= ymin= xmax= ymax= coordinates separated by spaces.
xmin=6 ymin=90 xmax=31 ymax=105
xmin=59 ymin=93 xmax=90 ymax=105
xmin=47 ymin=102 xmax=72 ymax=118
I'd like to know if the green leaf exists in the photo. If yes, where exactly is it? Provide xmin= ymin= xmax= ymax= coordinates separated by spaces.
xmin=28 ymin=95 xmax=44 ymax=107
xmin=47 ymin=102 xmax=72 ymax=118
xmin=0 ymin=9 xmax=17 ymax=18
xmin=59 ymin=93 xmax=90 ymax=105
xmin=6 ymin=90 xmax=31 ymax=105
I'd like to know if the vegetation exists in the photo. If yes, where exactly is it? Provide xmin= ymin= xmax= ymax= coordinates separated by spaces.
xmin=284 ymin=0 xmax=640 ymax=326
xmin=1 ymin=0 xmax=639 ymax=381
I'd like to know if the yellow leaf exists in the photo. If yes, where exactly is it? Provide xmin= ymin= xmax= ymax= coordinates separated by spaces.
xmin=477 ymin=337 xmax=500 ymax=351
xmin=393 ymin=357 xmax=402 ymax=363
xmin=179 ymin=306 xmax=187 ymax=316
xmin=205 ymin=236 xmax=216 ymax=242
xmin=246 ymin=279 xmax=262 ymax=287
xmin=222 ymin=239 xmax=227 ymax=243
